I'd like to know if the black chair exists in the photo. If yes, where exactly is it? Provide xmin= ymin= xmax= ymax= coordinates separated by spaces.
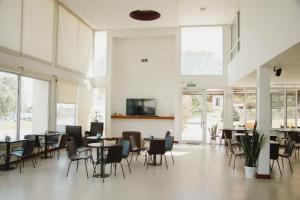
xmin=120 ymin=140 xmax=131 ymax=173
xmin=65 ymin=141 xmax=91 ymax=178
xmin=223 ymin=130 xmax=240 ymax=155
xmin=270 ymin=142 xmax=282 ymax=176
xmin=227 ymin=139 xmax=244 ymax=170
xmin=279 ymin=139 xmax=294 ymax=173
xmin=10 ymin=140 xmax=36 ymax=173
xmin=165 ymin=136 xmax=175 ymax=164
xmin=102 ymin=145 xmax=125 ymax=182
xmin=145 ymin=139 xmax=168 ymax=170
xmin=294 ymin=133 xmax=300 ymax=158
xmin=66 ymin=125 xmax=90 ymax=154
xmin=52 ymin=134 xmax=67 ymax=160
xmin=129 ymin=135 xmax=146 ymax=163
xmin=85 ymin=122 xmax=104 ymax=136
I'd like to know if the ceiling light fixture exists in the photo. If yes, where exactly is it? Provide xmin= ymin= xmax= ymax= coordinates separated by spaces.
xmin=129 ymin=10 xmax=161 ymax=21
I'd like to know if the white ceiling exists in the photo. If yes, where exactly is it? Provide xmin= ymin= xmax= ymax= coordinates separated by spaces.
xmin=234 ymin=42 xmax=300 ymax=88
xmin=60 ymin=0 xmax=239 ymax=29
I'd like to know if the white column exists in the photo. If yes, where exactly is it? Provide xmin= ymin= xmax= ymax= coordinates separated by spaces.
xmin=257 ymin=66 xmax=271 ymax=175
xmin=224 ymin=87 xmax=233 ymax=128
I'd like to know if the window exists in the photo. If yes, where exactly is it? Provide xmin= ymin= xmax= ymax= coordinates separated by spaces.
xmin=233 ymin=89 xmax=256 ymax=129
xmin=56 ymin=104 xmax=76 ymax=133
xmin=0 ymin=71 xmax=18 ymax=140
xmin=181 ymin=26 xmax=223 ymax=75
xmin=271 ymin=91 xmax=285 ymax=128
xmin=230 ymin=12 xmax=240 ymax=60
xmin=94 ymin=31 xmax=107 ymax=77
xmin=20 ymin=77 xmax=49 ymax=139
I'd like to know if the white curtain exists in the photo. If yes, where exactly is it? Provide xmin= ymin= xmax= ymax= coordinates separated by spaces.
xmin=56 ymin=81 xmax=78 ymax=104
xmin=22 ymin=0 xmax=54 ymax=62
xmin=0 ymin=0 xmax=22 ymax=52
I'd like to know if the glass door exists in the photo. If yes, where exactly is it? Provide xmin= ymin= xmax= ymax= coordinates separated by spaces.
xmin=181 ymin=92 xmax=205 ymax=143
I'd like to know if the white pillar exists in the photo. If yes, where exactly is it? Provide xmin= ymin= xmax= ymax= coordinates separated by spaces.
xmin=257 ymin=66 xmax=271 ymax=176
xmin=224 ymin=87 xmax=233 ymax=129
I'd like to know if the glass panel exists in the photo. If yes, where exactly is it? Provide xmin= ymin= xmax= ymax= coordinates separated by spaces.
xmin=91 ymin=88 xmax=106 ymax=135
xmin=245 ymin=93 xmax=256 ymax=129
xmin=233 ymin=93 xmax=245 ymax=127
xmin=272 ymin=91 xmax=285 ymax=128
xmin=20 ymin=77 xmax=49 ymax=138
xmin=286 ymin=90 xmax=296 ymax=128
xmin=206 ymin=93 xmax=223 ymax=143
xmin=181 ymin=94 xmax=204 ymax=141
xmin=94 ymin=31 xmax=107 ymax=77
xmin=297 ymin=90 xmax=300 ymax=128
xmin=0 ymin=71 xmax=18 ymax=140
xmin=56 ymin=103 xmax=76 ymax=133
xmin=181 ymin=27 xmax=223 ymax=75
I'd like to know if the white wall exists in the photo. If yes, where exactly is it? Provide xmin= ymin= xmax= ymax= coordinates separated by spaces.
xmin=228 ymin=0 xmax=300 ymax=85
xmin=111 ymin=36 xmax=176 ymax=138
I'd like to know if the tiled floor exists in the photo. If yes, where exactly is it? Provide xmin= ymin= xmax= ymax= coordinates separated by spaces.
xmin=0 ymin=144 xmax=300 ymax=200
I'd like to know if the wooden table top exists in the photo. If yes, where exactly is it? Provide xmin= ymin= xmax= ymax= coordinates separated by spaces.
xmin=0 ymin=139 xmax=26 ymax=144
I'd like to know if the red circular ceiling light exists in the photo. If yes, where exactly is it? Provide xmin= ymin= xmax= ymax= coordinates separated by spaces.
xmin=129 ymin=10 xmax=161 ymax=21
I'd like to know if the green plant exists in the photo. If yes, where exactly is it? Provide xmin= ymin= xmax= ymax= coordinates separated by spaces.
xmin=209 ymin=124 xmax=218 ymax=138
xmin=240 ymin=121 xmax=264 ymax=167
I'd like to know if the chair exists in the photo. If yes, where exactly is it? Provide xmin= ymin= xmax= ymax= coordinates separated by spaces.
xmin=85 ymin=122 xmax=104 ymax=136
xmin=279 ymin=139 xmax=294 ymax=173
xmin=145 ymin=139 xmax=168 ymax=170
xmin=165 ymin=136 xmax=175 ymax=164
xmin=129 ymin=135 xmax=146 ymax=163
xmin=65 ymin=141 xmax=91 ymax=178
xmin=102 ymin=145 xmax=125 ymax=182
xmin=10 ymin=140 xmax=36 ymax=173
xmin=227 ymin=139 xmax=244 ymax=170
xmin=52 ymin=134 xmax=67 ymax=160
xmin=223 ymin=130 xmax=240 ymax=155
xmin=122 ymin=131 xmax=143 ymax=149
xmin=119 ymin=140 xmax=131 ymax=173
xmin=66 ymin=125 xmax=90 ymax=154
xmin=270 ymin=143 xmax=282 ymax=176
xmin=294 ymin=133 xmax=300 ymax=158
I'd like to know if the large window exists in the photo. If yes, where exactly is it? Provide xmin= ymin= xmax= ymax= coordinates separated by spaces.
xmin=20 ymin=77 xmax=49 ymax=139
xmin=233 ymin=89 xmax=256 ymax=128
xmin=94 ymin=31 xmax=107 ymax=77
xmin=181 ymin=26 xmax=223 ymax=75
xmin=0 ymin=71 xmax=18 ymax=140
xmin=0 ymin=70 xmax=50 ymax=140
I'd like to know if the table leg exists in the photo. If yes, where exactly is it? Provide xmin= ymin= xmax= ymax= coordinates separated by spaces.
xmin=5 ymin=143 xmax=10 ymax=170
xmin=44 ymin=136 xmax=48 ymax=158
xmin=93 ymin=147 xmax=109 ymax=178
xmin=149 ymin=154 xmax=162 ymax=166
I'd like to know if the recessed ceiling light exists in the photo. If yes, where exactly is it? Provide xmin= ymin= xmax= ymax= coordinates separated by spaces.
xmin=129 ymin=10 xmax=161 ymax=21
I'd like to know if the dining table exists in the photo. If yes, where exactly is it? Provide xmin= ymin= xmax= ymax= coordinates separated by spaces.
xmin=88 ymin=142 xmax=115 ymax=179
xmin=0 ymin=139 xmax=26 ymax=170
xmin=276 ymin=128 xmax=300 ymax=138
xmin=144 ymin=137 xmax=165 ymax=166
xmin=34 ymin=132 xmax=60 ymax=159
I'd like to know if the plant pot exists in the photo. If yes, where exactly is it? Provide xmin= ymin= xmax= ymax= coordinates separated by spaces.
xmin=244 ymin=166 xmax=257 ymax=178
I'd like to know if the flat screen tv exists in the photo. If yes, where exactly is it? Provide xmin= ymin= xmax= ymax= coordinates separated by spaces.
xmin=126 ymin=99 xmax=156 ymax=116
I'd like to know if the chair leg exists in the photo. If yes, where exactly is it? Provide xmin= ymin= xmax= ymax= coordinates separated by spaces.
xmin=57 ymin=149 xmax=60 ymax=160
xmin=233 ymin=155 xmax=237 ymax=171
xmin=146 ymin=155 xmax=149 ymax=170
xmin=76 ymin=160 xmax=79 ymax=172
xmin=164 ymin=155 xmax=168 ymax=170
xmin=84 ymin=159 xmax=89 ymax=178
xmin=19 ymin=158 xmax=22 ymax=174
xmin=66 ymin=161 xmax=72 ymax=178
xmin=110 ymin=163 xmax=113 ymax=175
xmin=31 ymin=157 xmax=36 ymax=168
xmin=288 ymin=158 xmax=293 ymax=173
xmin=130 ymin=153 xmax=134 ymax=164
xmin=126 ymin=158 xmax=131 ymax=173
xmin=228 ymin=154 xmax=233 ymax=166
xmin=170 ymin=151 xmax=174 ymax=164
xmin=120 ymin=163 xmax=125 ymax=179
xmin=281 ymin=157 xmax=284 ymax=169
xmin=114 ymin=163 xmax=117 ymax=177
xmin=103 ymin=165 xmax=105 ymax=183
xmin=271 ymin=160 xmax=274 ymax=171
xmin=276 ymin=160 xmax=282 ymax=176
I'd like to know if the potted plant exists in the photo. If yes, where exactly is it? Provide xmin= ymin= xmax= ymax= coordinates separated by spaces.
xmin=240 ymin=121 xmax=264 ymax=178
xmin=208 ymin=124 xmax=218 ymax=144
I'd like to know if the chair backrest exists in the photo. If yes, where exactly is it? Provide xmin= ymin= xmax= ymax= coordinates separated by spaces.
xmin=106 ymin=145 xmax=123 ymax=163
xmin=288 ymin=131 xmax=296 ymax=141
xmin=120 ymin=140 xmax=130 ymax=158
xmin=223 ymin=130 xmax=232 ymax=140
xmin=284 ymin=140 xmax=294 ymax=157
xmin=122 ymin=131 xmax=141 ymax=149
xmin=165 ymin=136 xmax=174 ymax=151
xmin=149 ymin=139 xmax=166 ymax=155
xmin=22 ymin=140 xmax=36 ymax=157
xmin=24 ymin=134 xmax=36 ymax=141
xmin=165 ymin=130 xmax=172 ymax=137
xmin=270 ymin=136 xmax=278 ymax=142
xmin=295 ymin=133 xmax=300 ymax=143
xmin=90 ymin=122 xmax=104 ymax=136
xmin=270 ymin=143 xmax=280 ymax=160
xmin=48 ymin=134 xmax=60 ymax=144
xmin=129 ymin=135 xmax=138 ymax=151
xmin=66 ymin=126 xmax=83 ymax=148
xmin=59 ymin=134 xmax=67 ymax=148
xmin=66 ymin=141 xmax=77 ymax=159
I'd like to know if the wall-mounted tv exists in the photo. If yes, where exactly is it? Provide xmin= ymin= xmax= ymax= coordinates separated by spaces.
xmin=126 ymin=99 xmax=156 ymax=116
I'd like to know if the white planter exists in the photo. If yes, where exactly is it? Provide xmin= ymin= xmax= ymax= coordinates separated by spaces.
xmin=244 ymin=166 xmax=257 ymax=178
